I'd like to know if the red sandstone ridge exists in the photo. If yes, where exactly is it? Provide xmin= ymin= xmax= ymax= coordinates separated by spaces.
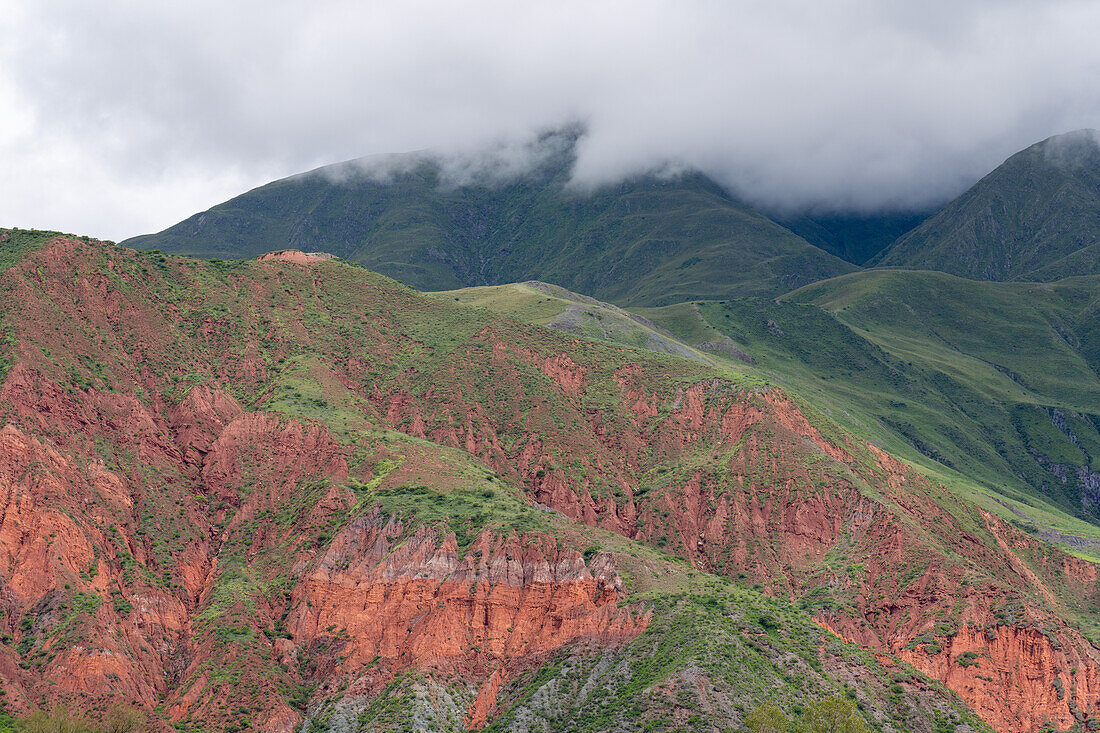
xmin=256 ymin=250 xmax=336 ymax=264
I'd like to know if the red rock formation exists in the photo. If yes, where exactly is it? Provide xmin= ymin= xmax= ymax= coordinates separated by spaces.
xmin=894 ymin=624 xmax=1100 ymax=733
xmin=257 ymin=250 xmax=336 ymax=265
xmin=288 ymin=517 xmax=645 ymax=726
xmin=0 ymin=423 xmax=190 ymax=713
xmin=291 ymin=520 xmax=642 ymax=668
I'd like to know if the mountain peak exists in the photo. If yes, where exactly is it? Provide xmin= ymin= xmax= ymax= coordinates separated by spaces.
xmin=1033 ymin=128 xmax=1100 ymax=172
xmin=872 ymin=131 xmax=1100 ymax=280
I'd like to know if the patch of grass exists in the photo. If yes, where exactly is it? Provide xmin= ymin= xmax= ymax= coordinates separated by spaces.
xmin=370 ymin=482 xmax=548 ymax=550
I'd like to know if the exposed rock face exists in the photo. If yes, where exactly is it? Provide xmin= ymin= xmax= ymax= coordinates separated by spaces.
xmin=293 ymin=522 xmax=639 ymax=669
xmin=290 ymin=519 xmax=644 ymax=727
xmin=0 ymin=403 xmax=642 ymax=732
xmin=899 ymin=625 xmax=1100 ymax=733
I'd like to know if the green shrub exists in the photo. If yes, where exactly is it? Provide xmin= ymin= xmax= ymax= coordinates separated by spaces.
xmin=956 ymin=651 xmax=980 ymax=667
xmin=798 ymin=696 xmax=869 ymax=733
xmin=13 ymin=705 xmax=137 ymax=733
xmin=746 ymin=703 xmax=788 ymax=733
xmin=758 ymin=613 xmax=780 ymax=632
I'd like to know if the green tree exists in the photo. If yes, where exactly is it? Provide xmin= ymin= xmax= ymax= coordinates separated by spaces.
xmin=100 ymin=704 xmax=148 ymax=733
xmin=798 ymin=696 xmax=869 ymax=733
xmin=746 ymin=703 xmax=789 ymax=733
xmin=17 ymin=707 xmax=94 ymax=733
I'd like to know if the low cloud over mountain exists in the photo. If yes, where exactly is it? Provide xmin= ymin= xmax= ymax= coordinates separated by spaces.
xmin=2 ymin=0 xmax=1099 ymax=239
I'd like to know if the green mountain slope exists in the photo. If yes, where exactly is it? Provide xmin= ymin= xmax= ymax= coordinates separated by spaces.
xmin=770 ymin=209 xmax=930 ymax=265
xmin=633 ymin=269 xmax=1100 ymax=542
xmin=121 ymin=137 xmax=855 ymax=307
xmin=434 ymin=280 xmax=729 ymax=364
xmin=873 ymin=130 xmax=1100 ymax=280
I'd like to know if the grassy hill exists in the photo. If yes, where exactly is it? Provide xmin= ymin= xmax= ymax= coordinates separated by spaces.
xmin=627 ymin=270 xmax=1100 ymax=553
xmin=434 ymin=280 xmax=725 ymax=364
xmin=873 ymin=130 xmax=1100 ymax=280
xmin=121 ymin=136 xmax=855 ymax=307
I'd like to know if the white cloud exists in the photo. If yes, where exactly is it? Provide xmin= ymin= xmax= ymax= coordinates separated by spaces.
xmin=1 ymin=0 xmax=1099 ymax=239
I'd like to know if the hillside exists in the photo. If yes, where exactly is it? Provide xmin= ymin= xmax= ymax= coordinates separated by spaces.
xmin=770 ymin=210 xmax=930 ymax=265
xmin=434 ymin=280 xmax=720 ymax=364
xmin=627 ymin=271 xmax=1100 ymax=554
xmin=445 ymin=271 xmax=1100 ymax=546
xmin=2 ymin=231 xmax=1100 ymax=731
xmin=873 ymin=130 xmax=1100 ymax=280
xmin=120 ymin=136 xmax=856 ymax=307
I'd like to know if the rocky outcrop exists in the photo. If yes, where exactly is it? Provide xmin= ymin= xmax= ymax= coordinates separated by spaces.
xmin=256 ymin=250 xmax=335 ymax=265
xmin=289 ymin=517 xmax=644 ymax=727
xmin=897 ymin=624 xmax=1100 ymax=733
xmin=292 ymin=520 xmax=640 ymax=669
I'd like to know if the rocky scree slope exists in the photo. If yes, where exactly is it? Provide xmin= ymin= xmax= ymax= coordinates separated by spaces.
xmin=0 ymin=231 xmax=1093 ymax=732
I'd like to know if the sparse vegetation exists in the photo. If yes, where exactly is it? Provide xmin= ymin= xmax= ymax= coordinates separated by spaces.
xmin=13 ymin=704 xmax=148 ymax=733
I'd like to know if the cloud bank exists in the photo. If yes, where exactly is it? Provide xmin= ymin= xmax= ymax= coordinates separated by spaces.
xmin=2 ymin=0 xmax=1099 ymax=240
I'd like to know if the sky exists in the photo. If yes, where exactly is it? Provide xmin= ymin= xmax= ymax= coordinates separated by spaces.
xmin=1 ymin=0 xmax=1099 ymax=242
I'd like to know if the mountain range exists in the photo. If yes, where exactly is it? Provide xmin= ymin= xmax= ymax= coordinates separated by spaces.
xmin=125 ymin=129 xmax=1100 ymax=301
xmin=123 ymin=133 xmax=861 ymax=307
xmin=3 ymin=129 xmax=1100 ymax=732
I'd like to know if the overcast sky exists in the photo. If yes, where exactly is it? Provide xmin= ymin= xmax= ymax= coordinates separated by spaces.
xmin=2 ymin=0 xmax=1099 ymax=241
